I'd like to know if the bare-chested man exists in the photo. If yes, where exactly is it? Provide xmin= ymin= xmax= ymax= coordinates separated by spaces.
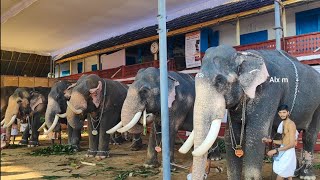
xmin=262 ymin=105 xmax=298 ymax=180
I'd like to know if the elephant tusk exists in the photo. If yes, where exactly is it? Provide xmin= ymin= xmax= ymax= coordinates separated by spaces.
xmin=38 ymin=122 xmax=47 ymax=132
xmin=56 ymin=113 xmax=66 ymax=118
xmin=178 ymin=130 xmax=195 ymax=154
xmin=117 ymin=111 xmax=142 ymax=133
xmin=44 ymin=114 xmax=59 ymax=135
xmin=1 ymin=119 xmax=5 ymax=126
xmin=143 ymin=109 xmax=147 ymax=128
xmin=3 ymin=115 xmax=17 ymax=128
xmin=192 ymin=119 xmax=222 ymax=157
xmin=43 ymin=127 xmax=48 ymax=133
xmin=67 ymin=101 xmax=83 ymax=114
xmin=106 ymin=121 xmax=123 ymax=134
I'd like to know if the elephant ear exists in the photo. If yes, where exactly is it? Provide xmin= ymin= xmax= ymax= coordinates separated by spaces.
xmin=168 ymin=75 xmax=180 ymax=108
xmin=89 ymin=81 xmax=103 ymax=108
xmin=30 ymin=95 xmax=43 ymax=111
xmin=64 ymin=83 xmax=76 ymax=99
xmin=235 ymin=51 xmax=269 ymax=99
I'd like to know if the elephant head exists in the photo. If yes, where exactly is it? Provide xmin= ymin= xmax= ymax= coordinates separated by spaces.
xmin=181 ymin=45 xmax=269 ymax=179
xmin=3 ymin=88 xmax=30 ymax=128
xmin=66 ymin=74 xmax=101 ymax=130
xmin=42 ymin=80 xmax=71 ymax=134
xmin=107 ymin=67 xmax=179 ymax=134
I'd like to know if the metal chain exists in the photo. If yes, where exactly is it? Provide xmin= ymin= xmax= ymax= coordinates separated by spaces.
xmin=89 ymin=79 xmax=107 ymax=132
xmin=228 ymin=96 xmax=247 ymax=150
xmin=240 ymin=95 xmax=246 ymax=146
xmin=278 ymin=50 xmax=299 ymax=114
xmin=228 ymin=112 xmax=236 ymax=150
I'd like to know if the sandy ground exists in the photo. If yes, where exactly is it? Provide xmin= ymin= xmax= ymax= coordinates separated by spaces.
xmin=1 ymin=133 xmax=319 ymax=180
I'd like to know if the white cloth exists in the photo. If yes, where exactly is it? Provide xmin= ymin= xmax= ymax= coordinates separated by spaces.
xmin=273 ymin=145 xmax=296 ymax=178
xmin=11 ymin=128 xmax=18 ymax=136
xmin=277 ymin=121 xmax=299 ymax=139
xmin=20 ymin=123 xmax=28 ymax=132
xmin=274 ymin=121 xmax=298 ymax=178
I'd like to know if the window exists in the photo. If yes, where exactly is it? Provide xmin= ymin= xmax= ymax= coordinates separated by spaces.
xmin=91 ymin=64 xmax=98 ymax=71
xmin=296 ymin=8 xmax=320 ymax=35
xmin=240 ymin=30 xmax=268 ymax=45
xmin=77 ymin=62 xmax=83 ymax=73
xmin=126 ymin=56 xmax=136 ymax=65
xmin=61 ymin=70 xmax=70 ymax=77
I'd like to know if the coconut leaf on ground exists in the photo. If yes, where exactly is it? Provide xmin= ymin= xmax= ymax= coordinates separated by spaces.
xmin=28 ymin=144 xmax=76 ymax=156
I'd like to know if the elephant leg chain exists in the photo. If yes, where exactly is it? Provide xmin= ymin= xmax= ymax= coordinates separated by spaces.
xmin=153 ymin=123 xmax=162 ymax=153
xmin=89 ymin=79 xmax=107 ymax=136
xmin=228 ymin=96 xmax=246 ymax=158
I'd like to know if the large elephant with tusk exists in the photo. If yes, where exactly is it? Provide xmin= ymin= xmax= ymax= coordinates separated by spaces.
xmin=2 ymin=87 xmax=50 ymax=147
xmin=38 ymin=80 xmax=83 ymax=149
xmin=1 ymin=86 xmax=17 ymax=120
xmin=181 ymin=45 xmax=320 ymax=180
xmin=107 ymin=67 xmax=221 ymax=167
xmin=66 ymin=74 xmax=128 ymax=160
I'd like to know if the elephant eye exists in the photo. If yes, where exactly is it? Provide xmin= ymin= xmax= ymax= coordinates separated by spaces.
xmin=17 ymin=99 xmax=22 ymax=103
xmin=214 ymin=74 xmax=227 ymax=92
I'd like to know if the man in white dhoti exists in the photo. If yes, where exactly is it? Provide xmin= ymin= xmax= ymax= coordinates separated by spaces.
xmin=262 ymin=105 xmax=298 ymax=180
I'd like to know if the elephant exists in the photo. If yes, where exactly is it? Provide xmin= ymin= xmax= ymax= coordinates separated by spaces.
xmin=180 ymin=45 xmax=320 ymax=179
xmin=1 ymin=86 xmax=18 ymax=121
xmin=2 ymin=87 xmax=50 ymax=147
xmin=38 ymin=80 xmax=83 ymax=149
xmin=107 ymin=67 xmax=221 ymax=168
xmin=66 ymin=74 xmax=128 ymax=160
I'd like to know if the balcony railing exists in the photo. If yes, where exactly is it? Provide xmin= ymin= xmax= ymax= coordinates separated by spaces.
xmin=234 ymin=32 xmax=320 ymax=57
xmin=60 ymin=59 xmax=176 ymax=81
xmin=60 ymin=32 xmax=319 ymax=82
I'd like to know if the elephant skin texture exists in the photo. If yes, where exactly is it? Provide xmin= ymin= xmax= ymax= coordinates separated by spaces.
xmin=66 ymin=74 xmax=128 ymax=160
xmin=45 ymin=80 xmax=83 ymax=149
xmin=3 ymin=87 xmax=50 ymax=147
xmin=118 ymin=67 xmax=221 ymax=168
xmin=190 ymin=45 xmax=320 ymax=180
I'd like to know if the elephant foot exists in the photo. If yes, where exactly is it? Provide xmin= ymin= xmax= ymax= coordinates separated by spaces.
xmin=130 ymin=137 xmax=143 ymax=151
xmin=110 ymin=135 xmax=125 ymax=145
xmin=298 ymin=165 xmax=316 ymax=180
xmin=71 ymin=144 xmax=80 ymax=152
xmin=211 ymin=156 xmax=222 ymax=161
xmin=85 ymin=150 xmax=97 ymax=158
xmin=18 ymin=139 xmax=28 ymax=145
xmin=144 ymin=158 xmax=160 ymax=168
xmin=212 ymin=166 xmax=223 ymax=173
xmin=208 ymin=144 xmax=221 ymax=161
xmin=27 ymin=141 xmax=39 ymax=147
xmin=96 ymin=151 xmax=110 ymax=160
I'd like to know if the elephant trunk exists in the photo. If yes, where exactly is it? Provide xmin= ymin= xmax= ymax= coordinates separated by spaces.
xmin=66 ymin=92 xmax=86 ymax=130
xmin=119 ymin=89 xmax=144 ymax=134
xmin=44 ymin=97 xmax=61 ymax=132
xmin=3 ymin=96 xmax=19 ymax=128
xmin=192 ymin=80 xmax=226 ymax=180
xmin=66 ymin=106 xmax=83 ymax=130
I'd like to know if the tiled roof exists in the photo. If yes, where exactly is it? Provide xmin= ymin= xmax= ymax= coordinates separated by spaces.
xmin=59 ymin=0 xmax=276 ymax=60
xmin=1 ymin=50 xmax=51 ymax=77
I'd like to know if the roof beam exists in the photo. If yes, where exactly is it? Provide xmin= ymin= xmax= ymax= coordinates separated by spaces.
xmin=5 ymin=51 xmax=14 ymax=75
xmin=55 ymin=0 xmax=305 ymax=64
xmin=13 ymin=52 xmax=22 ymax=75
xmin=1 ymin=0 xmax=38 ymax=24
xmin=21 ymin=53 xmax=32 ymax=75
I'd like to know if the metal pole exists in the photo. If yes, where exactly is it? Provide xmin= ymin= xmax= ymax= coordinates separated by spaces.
xmin=236 ymin=18 xmax=240 ymax=46
xmin=158 ymin=0 xmax=171 ymax=179
xmin=274 ymin=0 xmax=282 ymax=50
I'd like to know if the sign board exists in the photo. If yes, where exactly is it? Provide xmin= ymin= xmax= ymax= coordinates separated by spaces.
xmin=185 ymin=31 xmax=201 ymax=68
